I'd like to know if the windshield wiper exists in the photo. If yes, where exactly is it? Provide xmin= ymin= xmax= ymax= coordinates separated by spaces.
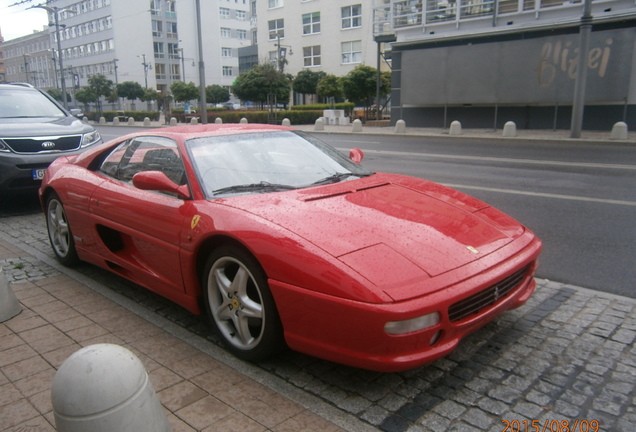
xmin=212 ymin=181 xmax=298 ymax=196
xmin=310 ymin=172 xmax=371 ymax=186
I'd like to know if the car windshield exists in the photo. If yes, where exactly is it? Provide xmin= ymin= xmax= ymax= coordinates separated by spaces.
xmin=0 ymin=87 xmax=66 ymax=119
xmin=186 ymin=130 xmax=373 ymax=198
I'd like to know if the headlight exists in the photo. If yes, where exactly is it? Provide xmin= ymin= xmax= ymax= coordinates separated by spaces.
xmin=385 ymin=312 xmax=440 ymax=335
xmin=81 ymin=130 xmax=102 ymax=148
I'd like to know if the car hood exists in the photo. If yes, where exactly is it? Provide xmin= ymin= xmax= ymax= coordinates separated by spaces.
xmin=219 ymin=174 xmax=526 ymax=286
xmin=0 ymin=116 xmax=94 ymax=137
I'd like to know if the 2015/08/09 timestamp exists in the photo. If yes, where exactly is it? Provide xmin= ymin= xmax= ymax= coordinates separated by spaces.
xmin=501 ymin=419 xmax=600 ymax=432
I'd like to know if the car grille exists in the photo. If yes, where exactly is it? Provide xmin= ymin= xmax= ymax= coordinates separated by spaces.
xmin=1 ymin=135 xmax=82 ymax=154
xmin=448 ymin=265 xmax=531 ymax=322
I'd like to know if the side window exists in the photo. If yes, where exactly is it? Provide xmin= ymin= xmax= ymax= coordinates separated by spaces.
xmin=100 ymin=136 xmax=186 ymax=188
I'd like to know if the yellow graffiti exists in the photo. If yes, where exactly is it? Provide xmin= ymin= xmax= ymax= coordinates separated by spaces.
xmin=191 ymin=215 xmax=201 ymax=229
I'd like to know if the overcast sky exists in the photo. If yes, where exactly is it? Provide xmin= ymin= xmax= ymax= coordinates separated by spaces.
xmin=0 ymin=1 xmax=49 ymax=42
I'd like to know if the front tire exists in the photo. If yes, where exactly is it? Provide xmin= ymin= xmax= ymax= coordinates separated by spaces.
xmin=45 ymin=192 xmax=79 ymax=266
xmin=203 ymin=245 xmax=284 ymax=361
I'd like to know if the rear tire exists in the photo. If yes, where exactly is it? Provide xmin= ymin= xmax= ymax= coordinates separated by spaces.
xmin=202 ymin=245 xmax=284 ymax=361
xmin=45 ymin=192 xmax=80 ymax=266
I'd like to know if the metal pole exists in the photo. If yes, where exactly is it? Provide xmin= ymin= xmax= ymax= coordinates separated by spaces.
xmin=570 ymin=0 xmax=593 ymax=138
xmin=376 ymin=40 xmax=381 ymax=121
xmin=113 ymin=59 xmax=120 ymax=110
xmin=54 ymin=10 xmax=68 ymax=109
xmin=23 ymin=55 xmax=30 ymax=84
xmin=195 ymin=0 xmax=207 ymax=123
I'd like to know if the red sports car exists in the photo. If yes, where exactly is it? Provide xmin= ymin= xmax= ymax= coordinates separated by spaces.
xmin=39 ymin=124 xmax=541 ymax=372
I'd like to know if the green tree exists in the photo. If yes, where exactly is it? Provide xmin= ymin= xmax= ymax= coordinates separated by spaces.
xmin=140 ymin=87 xmax=159 ymax=111
xmin=231 ymin=63 xmax=290 ymax=108
xmin=206 ymin=84 xmax=230 ymax=105
xmin=316 ymin=74 xmax=343 ymax=106
xmin=47 ymin=88 xmax=71 ymax=103
xmin=170 ymin=81 xmax=199 ymax=103
xmin=117 ymin=81 xmax=145 ymax=103
xmin=87 ymin=74 xmax=113 ymax=113
xmin=293 ymin=70 xmax=326 ymax=103
xmin=341 ymin=65 xmax=390 ymax=117
xmin=74 ymin=87 xmax=98 ymax=112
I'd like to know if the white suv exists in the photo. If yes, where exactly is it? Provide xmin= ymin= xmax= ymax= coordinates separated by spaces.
xmin=0 ymin=83 xmax=101 ymax=194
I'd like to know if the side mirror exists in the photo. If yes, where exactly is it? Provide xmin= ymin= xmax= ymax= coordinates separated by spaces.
xmin=132 ymin=171 xmax=190 ymax=199
xmin=349 ymin=148 xmax=364 ymax=164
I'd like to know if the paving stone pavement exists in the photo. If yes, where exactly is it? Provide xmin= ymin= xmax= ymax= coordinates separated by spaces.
xmin=1 ymin=210 xmax=634 ymax=432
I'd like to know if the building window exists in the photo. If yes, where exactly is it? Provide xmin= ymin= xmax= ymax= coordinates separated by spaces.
xmin=221 ymin=27 xmax=231 ymax=37
xmin=168 ymin=43 xmax=179 ymax=59
xmin=302 ymin=12 xmax=320 ymax=35
xmin=170 ymin=63 xmax=180 ymax=80
xmin=223 ymin=66 xmax=233 ymax=76
xmin=341 ymin=40 xmax=361 ymax=64
xmin=342 ymin=4 xmax=362 ymax=29
xmin=166 ymin=22 xmax=177 ymax=38
xmin=220 ymin=7 xmax=230 ymax=19
xmin=222 ymin=47 xmax=232 ymax=57
xmin=236 ymin=10 xmax=246 ymax=20
xmin=268 ymin=0 xmax=283 ymax=8
xmin=150 ymin=0 xmax=161 ymax=15
xmin=237 ymin=29 xmax=247 ymax=39
xmin=268 ymin=19 xmax=284 ymax=39
xmin=155 ymin=63 xmax=166 ymax=80
xmin=303 ymin=45 xmax=321 ymax=67
xmin=153 ymin=42 xmax=164 ymax=58
xmin=152 ymin=20 xmax=162 ymax=37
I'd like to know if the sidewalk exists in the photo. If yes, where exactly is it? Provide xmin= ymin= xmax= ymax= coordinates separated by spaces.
xmin=0 ymin=236 xmax=354 ymax=432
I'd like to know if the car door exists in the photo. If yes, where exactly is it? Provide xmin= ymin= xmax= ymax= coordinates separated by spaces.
xmin=89 ymin=135 xmax=190 ymax=296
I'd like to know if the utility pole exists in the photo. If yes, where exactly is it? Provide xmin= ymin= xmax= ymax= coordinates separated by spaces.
xmin=570 ymin=0 xmax=593 ymax=138
xmin=195 ymin=0 xmax=207 ymax=123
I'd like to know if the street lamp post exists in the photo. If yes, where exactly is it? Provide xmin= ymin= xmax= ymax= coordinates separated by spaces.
xmin=195 ymin=0 xmax=208 ymax=123
xmin=32 ymin=5 xmax=74 ymax=109
xmin=22 ymin=54 xmax=30 ymax=84
xmin=275 ymin=33 xmax=293 ymax=72
xmin=113 ymin=58 xmax=120 ymax=109
xmin=138 ymin=54 xmax=151 ymax=88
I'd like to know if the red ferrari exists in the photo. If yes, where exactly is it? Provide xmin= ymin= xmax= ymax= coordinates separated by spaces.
xmin=39 ymin=124 xmax=541 ymax=372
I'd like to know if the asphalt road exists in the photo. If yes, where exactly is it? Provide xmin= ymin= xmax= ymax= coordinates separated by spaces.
xmin=316 ymin=134 xmax=635 ymax=299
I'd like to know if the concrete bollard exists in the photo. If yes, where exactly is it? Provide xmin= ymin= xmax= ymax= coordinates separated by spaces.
xmin=282 ymin=118 xmax=291 ymax=127
xmin=315 ymin=118 xmax=324 ymax=131
xmin=610 ymin=121 xmax=628 ymax=140
xmin=169 ymin=117 xmax=177 ymax=126
xmin=352 ymin=119 xmax=363 ymax=132
xmin=99 ymin=117 xmax=106 ymax=125
xmin=51 ymin=344 xmax=171 ymax=432
xmin=190 ymin=117 xmax=198 ymax=125
xmin=215 ymin=117 xmax=223 ymax=124
xmin=82 ymin=116 xmax=88 ymax=123
xmin=394 ymin=119 xmax=406 ymax=134
xmin=240 ymin=117 xmax=248 ymax=124
xmin=0 ymin=269 xmax=22 ymax=322
xmin=143 ymin=117 xmax=151 ymax=127
xmin=113 ymin=117 xmax=120 ymax=125
xmin=449 ymin=120 xmax=462 ymax=135
xmin=503 ymin=121 xmax=517 ymax=137
xmin=127 ymin=117 xmax=135 ymax=126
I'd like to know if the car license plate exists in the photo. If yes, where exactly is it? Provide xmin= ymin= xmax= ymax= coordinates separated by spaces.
xmin=32 ymin=169 xmax=46 ymax=180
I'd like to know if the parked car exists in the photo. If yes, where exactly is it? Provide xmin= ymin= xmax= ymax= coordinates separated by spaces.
xmin=39 ymin=124 xmax=541 ymax=371
xmin=0 ymin=83 xmax=102 ymax=194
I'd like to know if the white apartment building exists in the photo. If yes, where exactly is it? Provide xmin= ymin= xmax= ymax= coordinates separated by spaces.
xmin=2 ymin=28 xmax=57 ymax=89
xmin=254 ymin=1 xmax=376 ymax=77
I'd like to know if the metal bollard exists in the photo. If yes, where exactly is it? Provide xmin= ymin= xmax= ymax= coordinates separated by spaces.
xmin=51 ymin=344 xmax=172 ymax=432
